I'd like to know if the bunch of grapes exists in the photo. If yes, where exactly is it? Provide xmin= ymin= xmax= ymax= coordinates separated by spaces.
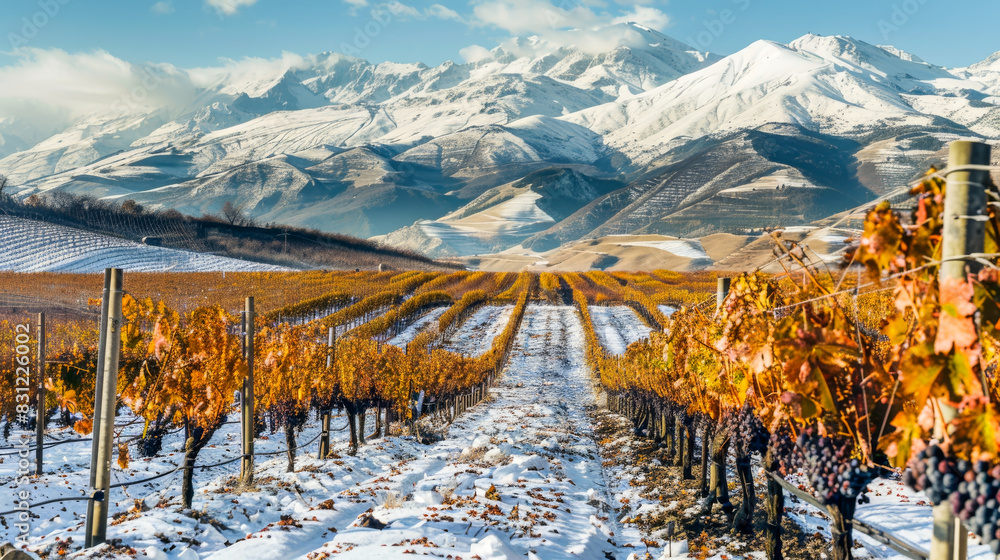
xmin=905 ymin=444 xmax=1000 ymax=552
xmin=768 ymin=426 xmax=796 ymax=470
xmin=783 ymin=427 xmax=874 ymax=506
xmin=726 ymin=404 xmax=768 ymax=457
xmin=903 ymin=444 xmax=959 ymax=504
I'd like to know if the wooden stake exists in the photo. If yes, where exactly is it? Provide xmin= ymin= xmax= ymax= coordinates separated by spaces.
xmin=940 ymin=141 xmax=990 ymax=280
xmin=932 ymin=141 xmax=990 ymax=560
xmin=319 ymin=326 xmax=335 ymax=459
xmin=240 ymin=297 xmax=255 ymax=485
xmin=717 ymin=277 xmax=731 ymax=311
xmin=85 ymin=268 xmax=123 ymax=548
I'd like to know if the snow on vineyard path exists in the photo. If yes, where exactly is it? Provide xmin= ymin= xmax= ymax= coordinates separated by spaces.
xmin=442 ymin=305 xmax=514 ymax=357
xmin=0 ymin=305 xmax=629 ymax=560
xmin=386 ymin=306 xmax=448 ymax=347
xmin=246 ymin=304 xmax=625 ymax=560
xmin=657 ymin=305 xmax=676 ymax=318
xmin=590 ymin=305 xmax=652 ymax=355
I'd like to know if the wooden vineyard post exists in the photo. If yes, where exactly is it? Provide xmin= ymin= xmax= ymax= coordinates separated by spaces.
xmin=318 ymin=327 xmax=335 ymax=459
xmin=764 ymin=449 xmax=784 ymax=560
xmin=717 ymin=277 xmax=731 ymax=311
xmin=35 ymin=312 xmax=45 ymax=476
xmin=240 ymin=297 xmax=255 ymax=486
xmin=932 ymin=141 xmax=990 ymax=560
xmin=85 ymin=268 xmax=123 ymax=548
xmin=940 ymin=141 xmax=990 ymax=280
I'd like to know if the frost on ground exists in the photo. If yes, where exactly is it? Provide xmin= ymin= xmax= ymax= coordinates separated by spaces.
xmin=386 ymin=307 xmax=448 ymax=347
xmin=2 ymin=302 xmax=976 ymax=560
xmin=588 ymin=408 xmax=995 ymax=560
xmin=441 ymin=305 xmax=514 ymax=357
xmin=0 ymin=305 xmax=635 ymax=559
xmin=589 ymin=306 xmax=651 ymax=355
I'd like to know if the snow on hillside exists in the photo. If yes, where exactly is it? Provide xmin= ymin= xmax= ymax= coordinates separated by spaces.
xmin=566 ymin=35 xmax=1000 ymax=165
xmin=0 ymin=216 xmax=288 ymax=272
xmin=619 ymin=238 xmax=711 ymax=260
xmin=3 ymin=31 xmax=1000 ymax=255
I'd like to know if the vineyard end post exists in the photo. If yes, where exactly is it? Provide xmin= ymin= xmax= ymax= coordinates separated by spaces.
xmin=86 ymin=271 xmax=112 ymax=484
xmin=85 ymin=268 xmax=123 ymax=548
xmin=940 ymin=141 xmax=990 ymax=280
xmin=240 ymin=297 xmax=255 ymax=485
xmin=35 ymin=312 xmax=45 ymax=476
xmin=931 ymin=140 xmax=990 ymax=560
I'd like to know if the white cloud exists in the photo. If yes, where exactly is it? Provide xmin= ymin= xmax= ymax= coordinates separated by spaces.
xmin=151 ymin=1 xmax=175 ymax=14
xmin=187 ymin=51 xmax=311 ymax=94
xmin=384 ymin=1 xmax=420 ymax=18
xmin=205 ymin=0 xmax=258 ymax=17
xmin=471 ymin=0 xmax=601 ymax=36
xmin=343 ymin=0 xmax=368 ymax=14
xmin=459 ymin=44 xmax=493 ymax=63
xmin=361 ymin=2 xmax=466 ymax=23
xmin=466 ymin=0 xmax=671 ymax=56
xmin=0 ymin=48 xmax=198 ymax=144
xmin=426 ymin=3 xmax=463 ymax=21
xmin=611 ymin=6 xmax=669 ymax=30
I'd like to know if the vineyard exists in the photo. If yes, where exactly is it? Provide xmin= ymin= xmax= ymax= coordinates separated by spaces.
xmin=1 ymin=142 xmax=1000 ymax=560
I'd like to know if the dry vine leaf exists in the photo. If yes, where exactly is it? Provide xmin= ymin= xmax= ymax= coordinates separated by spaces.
xmin=935 ymin=276 xmax=980 ymax=361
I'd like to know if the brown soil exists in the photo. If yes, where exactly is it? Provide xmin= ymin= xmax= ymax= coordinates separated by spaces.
xmin=588 ymin=404 xmax=837 ymax=559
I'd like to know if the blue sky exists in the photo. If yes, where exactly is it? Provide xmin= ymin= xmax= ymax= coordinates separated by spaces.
xmin=1 ymin=0 xmax=997 ymax=69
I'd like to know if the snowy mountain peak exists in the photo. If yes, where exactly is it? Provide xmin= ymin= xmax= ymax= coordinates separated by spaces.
xmin=232 ymin=70 xmax=328 ymax=113
xmin=971 ymin=50 xmax=1000 ymax=70
xmin=787 ymin=33 xmax=953 ymax=85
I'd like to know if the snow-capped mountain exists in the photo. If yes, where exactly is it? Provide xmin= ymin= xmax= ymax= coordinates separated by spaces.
xmin=2 ymin=27 xmax=998 ymax=260
xmin=567 ymin=35 xmax=997 ymax=166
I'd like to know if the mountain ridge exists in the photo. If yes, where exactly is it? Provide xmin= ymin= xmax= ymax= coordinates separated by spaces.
xmin=2 ymin=27 xmax=998 ymax=269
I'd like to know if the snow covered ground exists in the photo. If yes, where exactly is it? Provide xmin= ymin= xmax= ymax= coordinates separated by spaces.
xmin=386 ymin=306 xmax=448 ymax=347
xmin=0 ymin=304 xmax=993 ymax=559
xmin=441 ymin=305 xmax=514 ymax=357
xmin=0 ymin=216 xmax=288 ymax=272
xmin=589 ymin=306 xmax=652 ymax=355
xmin=619 ymin=240 xmax=711 ymax=261
xmin=0 ymin=305 xmax=632 ymax=560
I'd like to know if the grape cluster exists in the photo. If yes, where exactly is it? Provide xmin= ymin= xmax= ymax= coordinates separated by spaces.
xmin=726 ymin=405 xmax=768 ymax=456
xmin=905 ymin=444 xmax=1000 ymax=553
xmin=768 ymin=427 xmax=796 ymax=470
xmin=799 ymin=431 xmax=873 ymax=505
xmin=903 ymin=444 xmax=958 ymax=504
xmin=781 ymin=427 xmax=874 ymax=506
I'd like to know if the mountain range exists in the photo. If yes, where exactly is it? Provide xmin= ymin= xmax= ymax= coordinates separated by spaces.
xmin=3 ymin=24 xmax=999 ymax=269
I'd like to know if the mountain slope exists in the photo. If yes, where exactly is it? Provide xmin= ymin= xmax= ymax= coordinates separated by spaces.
xmin=2 ymin=31 xmax=999 ymax=268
